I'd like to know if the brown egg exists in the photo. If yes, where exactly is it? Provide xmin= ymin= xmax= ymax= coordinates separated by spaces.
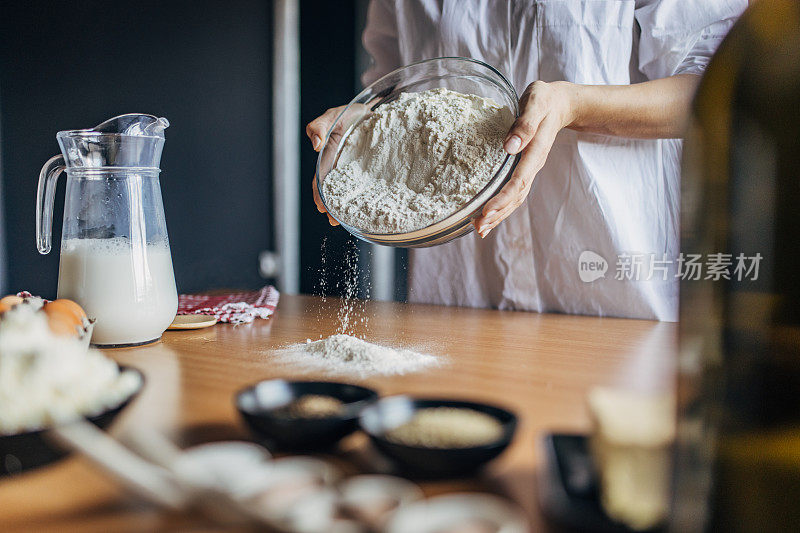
xmin=43 ymin=301 xmax=84 ymax=337
xmin=0 ymin=295 xmax=24 ymax=307
xmin=46 ymin=311 xmax=82 ymax=337
xmin=47 ymin=299 xmax=87 ymax=321
xmin=0 ymin=295 xmax=24 ymax=316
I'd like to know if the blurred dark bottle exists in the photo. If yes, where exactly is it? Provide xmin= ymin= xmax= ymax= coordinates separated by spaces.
xmin=673 ymin=0 xmax=800 ymax=531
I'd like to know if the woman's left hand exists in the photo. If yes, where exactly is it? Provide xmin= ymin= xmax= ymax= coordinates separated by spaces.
xmin=474 ymin=80 xmax=577 ymax=238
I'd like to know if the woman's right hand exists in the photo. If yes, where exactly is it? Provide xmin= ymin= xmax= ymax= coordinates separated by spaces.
xmin=306 ymin=105 xmax=348 ymax=226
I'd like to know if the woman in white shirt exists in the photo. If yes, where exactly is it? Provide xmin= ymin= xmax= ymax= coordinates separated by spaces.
xmin=307 ymin=0 xmax=747 ymax=321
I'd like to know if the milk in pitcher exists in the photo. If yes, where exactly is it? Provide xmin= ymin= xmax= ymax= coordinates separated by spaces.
xmin=57 ymin=238 xmax=178 ymax=345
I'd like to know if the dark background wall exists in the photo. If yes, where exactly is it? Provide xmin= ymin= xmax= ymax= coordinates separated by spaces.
xmin=299 ymin=0 xmax=364 ymax=296
xmin=0 ymin=0 xmax=368 ymax=298
xmin=0 ymin=0 xmax=273 ymax=296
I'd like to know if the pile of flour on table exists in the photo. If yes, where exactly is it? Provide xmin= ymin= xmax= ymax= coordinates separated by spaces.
xmin=277 ymin=334 xmax=439 ymax=378
xmin=322 ymin=87 xmax=515 ymax=234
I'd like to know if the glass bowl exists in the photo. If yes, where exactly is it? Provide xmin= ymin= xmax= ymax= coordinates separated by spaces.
xmin=316 ymin=57 xmax=519 ymax=248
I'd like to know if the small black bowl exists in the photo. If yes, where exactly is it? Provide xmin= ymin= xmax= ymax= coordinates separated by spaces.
xmin=360 ymin=397 xmax=517 ymax=478
xmin=0 ymin=365 xmax=144 ymax=477
xmin=236 ymin=379 xmax=378 ymax=450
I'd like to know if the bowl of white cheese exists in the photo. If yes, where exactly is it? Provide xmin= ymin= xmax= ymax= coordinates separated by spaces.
xmin=316 ymin=57 xmax=519 ymax=247
xmin=0 ymin=302 xmax=143 ymax=475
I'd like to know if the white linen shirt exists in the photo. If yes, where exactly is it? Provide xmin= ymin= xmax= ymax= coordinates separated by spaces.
xmin=362 ymin=0 xmax=746 ymax=321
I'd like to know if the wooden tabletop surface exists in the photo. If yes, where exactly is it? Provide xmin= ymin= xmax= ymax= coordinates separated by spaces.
xmin=0 ymin=294 xmax=676 ymax=532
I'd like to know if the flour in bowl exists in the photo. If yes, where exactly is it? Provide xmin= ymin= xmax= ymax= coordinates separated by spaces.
xmin=277 ymin=334 xmax=440 ymax=378
xmin=322 ymin=88 xmax=514 ymax=234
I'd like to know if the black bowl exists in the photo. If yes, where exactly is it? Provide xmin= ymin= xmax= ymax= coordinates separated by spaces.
xmin=360 ymin=397 xmax=517 ymax=478
xmin=0 ymin=365 xmax=144 ymax=476
xmin=236 ymin=379 xmax=379 ymax=450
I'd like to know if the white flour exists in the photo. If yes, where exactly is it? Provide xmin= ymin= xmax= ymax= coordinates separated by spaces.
xmin=277 ymin=334 xmax=439 ymax=378
xmin=336 ymin=241 xmax=368 ymax=336
xmin=323 ymin=88 xmax=514 ymax=234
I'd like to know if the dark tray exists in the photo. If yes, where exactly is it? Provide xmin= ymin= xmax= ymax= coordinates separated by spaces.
xmin=538 ymin=433 xmax=664 ymax=533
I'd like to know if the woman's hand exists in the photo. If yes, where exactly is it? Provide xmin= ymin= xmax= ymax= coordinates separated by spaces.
xmin=474 ymin=81 xmax=577 ymax=238
xmin=473 ymin=74 xmax=699 ymax=238
xmin=306 ymin=105 xmax=348 ymax=226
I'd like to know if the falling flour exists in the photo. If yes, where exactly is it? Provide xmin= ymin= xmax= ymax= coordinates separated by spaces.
xmin=336 ymin=241 xmax=367 ymax=335
xmin=322 ymin=88 xmax=515 ymax=234
xmin=277 ymin=334 xmax=439 ymax=378
xmin=294 ymin=223 xmax=438 ymax=378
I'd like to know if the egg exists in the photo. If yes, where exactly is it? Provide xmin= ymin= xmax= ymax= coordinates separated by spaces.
xmin=46 ymin=310 xmax=82 ymax=337
xmin=0 ymin=295 xmax=24 ymax=315
xmin=0 ymin=295 xmax=24 ymax=307
xmin=47 ymin=299 xmax=87 ymax=321
xmin=43 ymin=300 xmax=85 ymax=337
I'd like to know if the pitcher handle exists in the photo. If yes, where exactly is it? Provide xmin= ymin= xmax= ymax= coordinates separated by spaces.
xmin=36 ymin=154 xmax=66 ymax=255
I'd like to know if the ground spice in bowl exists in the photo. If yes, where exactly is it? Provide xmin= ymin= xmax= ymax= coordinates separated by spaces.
xmin=434 ymin=518 xmax=500 ymax=533
xmin=384 ymin=407 xmax=504 ymax=448
xmin=278 ymin=394 xmax=345 ymax=419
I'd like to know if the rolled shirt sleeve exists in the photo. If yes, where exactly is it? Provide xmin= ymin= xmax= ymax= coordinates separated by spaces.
xmin=362 ymin=0 xmax=402 ymax=86
xmin=635 ymin=0 xmax=748 ymax=79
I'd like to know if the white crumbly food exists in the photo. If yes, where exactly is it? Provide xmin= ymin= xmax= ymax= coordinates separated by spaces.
xmin=0 ymin=301 xmax=141 ymax=434
xmin=276 ymin=334 xmax=439 ymax=378
xmin=323 ymin=88 xmax=515 ymax=234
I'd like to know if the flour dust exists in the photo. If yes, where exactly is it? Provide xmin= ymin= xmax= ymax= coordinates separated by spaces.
xmin=277 ymin=333 xmax=439 ymax=378
xmin=336 ymin=240 xmax=368 ymax=336
xmin=312 ymin=238 xmax=369 ymax=336
xmin=279 ymin=239 xmax=440 ymax=377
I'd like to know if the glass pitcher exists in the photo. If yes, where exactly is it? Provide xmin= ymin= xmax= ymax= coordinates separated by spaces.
xmin=36 ymin=114 xmax=178 ymax=347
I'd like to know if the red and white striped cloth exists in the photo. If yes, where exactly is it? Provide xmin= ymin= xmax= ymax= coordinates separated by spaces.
xmin=177 ymin=286 xmax=279 ymax=324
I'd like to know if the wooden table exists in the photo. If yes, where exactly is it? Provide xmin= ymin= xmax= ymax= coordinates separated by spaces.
xmin=0 ymin=295 xmax=676 ymax=532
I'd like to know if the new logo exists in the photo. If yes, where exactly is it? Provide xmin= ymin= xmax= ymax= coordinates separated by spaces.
xmin=578 ymin=251 xmax=608 ymax=283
